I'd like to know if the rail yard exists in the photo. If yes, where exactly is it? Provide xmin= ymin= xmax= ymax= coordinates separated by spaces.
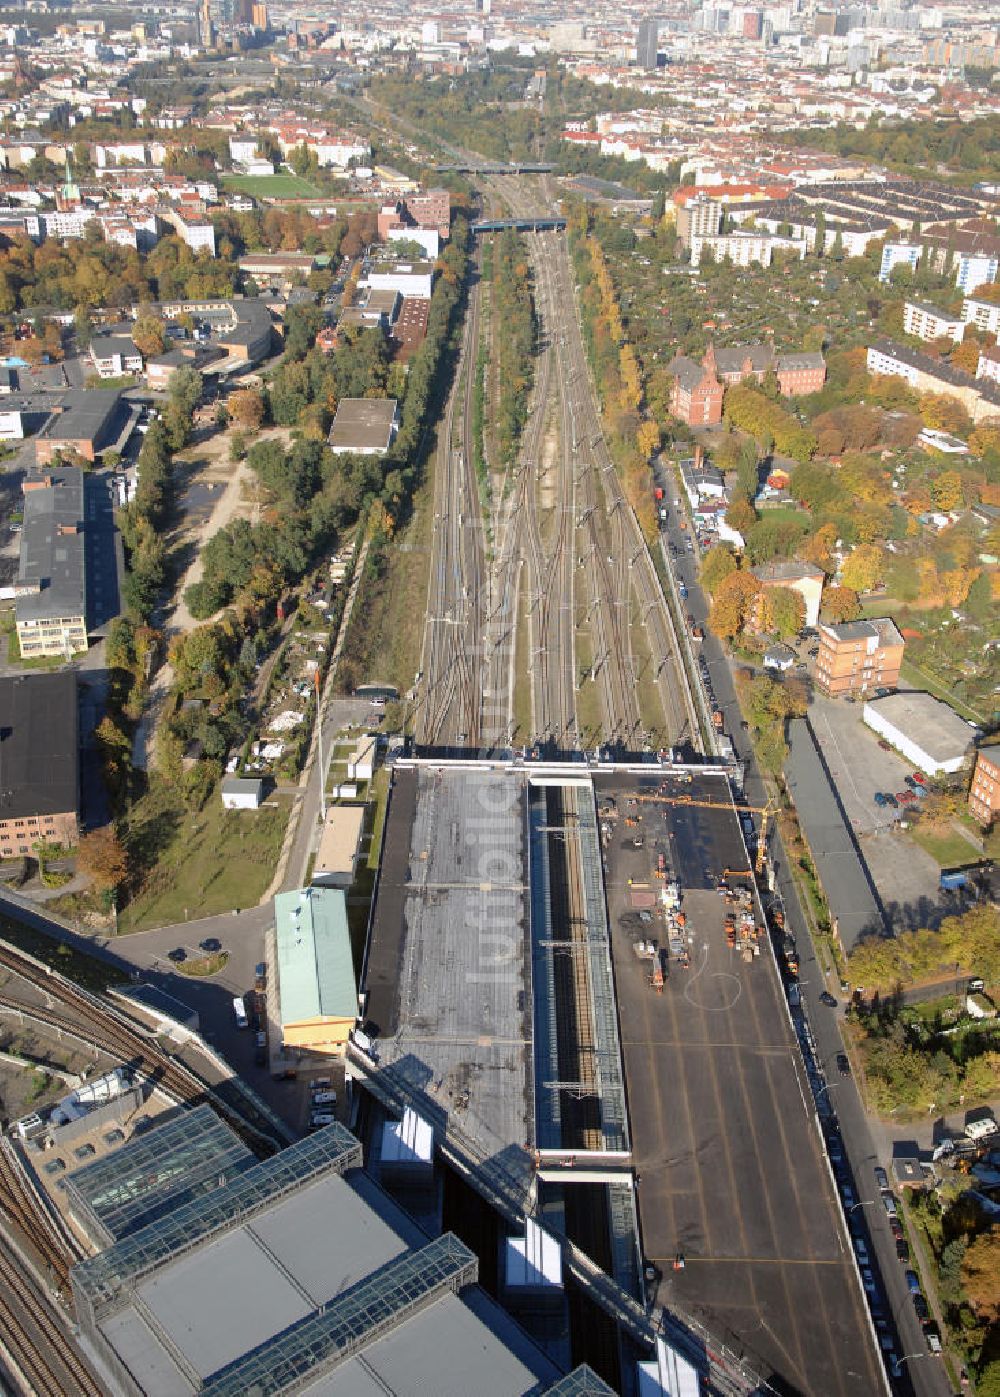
xmin=417 ymin=174 xmax=700 ymax=756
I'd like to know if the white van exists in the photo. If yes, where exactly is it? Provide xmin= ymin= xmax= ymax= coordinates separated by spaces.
xmin=232 ymin=997 xmax=248 ymax=1030
xmin=310 ymin=1111 xmax=336 ymax=1129
xmin=312 ymin=1090 xmax=337 ymax=1107
xmin=966 ymin=1117 xmax=998 ymax=1141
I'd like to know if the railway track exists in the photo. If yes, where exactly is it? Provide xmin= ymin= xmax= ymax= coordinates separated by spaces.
xmin=417 ymin=248 xmax=487 ymax=750
xmin=0 ymin=1231 xmax=102 ymax=1397
xmin=0 ymin=942 xmax=281 ymax=1157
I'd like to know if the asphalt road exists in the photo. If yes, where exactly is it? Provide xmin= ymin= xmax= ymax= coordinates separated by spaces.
xmin=661 ymin=492 xmax=952 ymax=1397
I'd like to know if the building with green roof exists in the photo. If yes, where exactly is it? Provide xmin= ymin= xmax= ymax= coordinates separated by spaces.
xmin=274 ymin=887 xmax=358 ymax=1056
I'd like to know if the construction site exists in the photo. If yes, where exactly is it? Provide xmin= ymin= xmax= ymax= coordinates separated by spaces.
xmin=351 ymin=757 xmax=885 ymax=1396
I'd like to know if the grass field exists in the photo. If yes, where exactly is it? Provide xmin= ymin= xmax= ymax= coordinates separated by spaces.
xmin=222 ymin=173 xmax=322 ymax=199
xmin=118 ymin=790 xmax=291 ymax=933
xmin=909 ymin=820 xmax=982 ymax=870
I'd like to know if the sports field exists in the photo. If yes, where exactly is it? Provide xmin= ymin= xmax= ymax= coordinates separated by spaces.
xmin=222 ymin=172 xmax=323 ymax=199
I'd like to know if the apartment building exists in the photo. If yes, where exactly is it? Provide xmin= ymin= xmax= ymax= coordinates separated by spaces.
xmin=962 ymin=297 xmax=1000 ymax=336
xmin=976 ymin=343 xmax=1000 ymax=386
xmin=89 ymin=333 xmax=143 ymax=379
xmin=676 ymin=195 xmax=722 ymax=249
xmin=969 ymin=747 xmax=1000 ymax=829
xmin=902 ymin=301 xmax=963 ymax=344
xmin=814 ymin=617 xmax=904 ymax=698
xmin=0 ymin=672 xmax=79 ymax=859
xmin=879 ymin=242 xmax=920 ymax=283
xmin=956 ymin=253 xmax=998 ymax=295
xmin=689 ymin=231 xmax=807 ymax=268
xmin=866 ymin=339 xmax=1000 ymax=425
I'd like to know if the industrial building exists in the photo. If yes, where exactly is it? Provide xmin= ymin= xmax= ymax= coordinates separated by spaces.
xmin=327 ymin=397 xmax=399 ymax=455
xmin=34 ymin=389 xmax=124 ymax=466
xmin=15 ymin=468 xmax=91 ymax=657
xmin=0 ymin=671 xmax=79 ymax=858
xmin=863 ymin=691 xmax=977 ymax=775
xmin=71 ymin=1113 xmax=613 ymax=1396
xmin=272 ymin=886 xmax=358 ymax=1057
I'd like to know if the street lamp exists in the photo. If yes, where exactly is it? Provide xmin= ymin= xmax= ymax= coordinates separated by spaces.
xmin=848 ymin=1199 xmax=876 ymax=1215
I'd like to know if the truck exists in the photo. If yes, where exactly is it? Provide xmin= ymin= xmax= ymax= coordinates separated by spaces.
xmin=782 ymin=935 xmax=799 ymax=976
xmin=965 ymin=1116 xmax=998 ymax=1142
xmin=940 ymin=869 xmax=969 ymax=891
xmin=232 ymin=996 xmax=248 ymax=1030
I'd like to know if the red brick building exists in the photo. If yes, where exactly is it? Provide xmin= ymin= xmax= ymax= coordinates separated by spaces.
xmin=969 ymin=747 xmax=1000 ymax=828
xmin=377 ymin=190 xmax=451 ymax=243
xmin=667 ymin=346 xmax=725 ymax=426
xmin=392 ymin=296 xmax=430 ymax=362
xmin=669 ymin=341 xmax=825 ymax=426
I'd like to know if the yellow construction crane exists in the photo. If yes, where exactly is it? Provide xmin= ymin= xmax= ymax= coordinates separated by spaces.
xmin=625 ymin=792 xmax=778 ymax=876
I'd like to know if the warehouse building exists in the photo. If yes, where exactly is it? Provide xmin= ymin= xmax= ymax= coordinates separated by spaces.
xmin=34 ymin=389 xmax=124 ymax=466
xmin=271 ymin=886 xmax=357 ymax=1057
xmin=0 ymin=671 xmax=79 ymax=858
xmin=71 ymin=1115 xmax=609 ymax=1396
xmin=15 ymin=468 xmax=89 ymax=657
xmin=327 ymin=397 xmax=399 ymax=455
xmin=863 ymin=692 xmax=976 ymax=776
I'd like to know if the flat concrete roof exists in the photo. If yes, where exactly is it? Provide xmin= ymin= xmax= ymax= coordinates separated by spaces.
xmin=41 ymin=389 xmax=122 ymax=443
xmin=328 ymin=397 xmax=398 ymax=453
xmin=863 ymin=691 xmax=976 ymax=764
xmin=314 ymin=804 xmax=365 ymax=883
xmin=275 ymin=887 xmax=358 ymax=1026
xmin=784 ymin=719 xmax=884 ymax=949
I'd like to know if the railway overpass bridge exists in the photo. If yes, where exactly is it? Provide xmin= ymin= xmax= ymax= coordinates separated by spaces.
xmin=471 ymin=217 xmax=567 ymax=235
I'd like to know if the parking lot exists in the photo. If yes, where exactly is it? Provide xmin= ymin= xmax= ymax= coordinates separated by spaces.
xmin=807 ymin=698 xmax=952 ymax=930
xmin=595 ymin=771 xmax=883 ymax=1396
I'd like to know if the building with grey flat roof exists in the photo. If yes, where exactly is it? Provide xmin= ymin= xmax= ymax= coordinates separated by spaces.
xmin=15 ymin=468 xmax=88 ymax=657
xmin=785 ymin=718 xmax=884 ymax=951
xmin=328 ymin=397 xmax=399 ymax=455
xmin=72 ymin=1115 xmax=594 ymax=1396
xmin=863 ymin=691 xmax=976 ymax=775
xmin=35 ymin=389 xmax=123 ymax=465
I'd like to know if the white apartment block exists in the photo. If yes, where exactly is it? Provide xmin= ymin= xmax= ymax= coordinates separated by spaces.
xmin=977 ymin=345 xmax=1000 ymax=386
xmin=689 ymin=232 xmax=807 ymax=269
xmin=903 ymin=301 xmax=963 ymax=344
xmin=879 ymin=241 xmax=920 ymax=284
xmin=963 ymin=297 xmax=1000 ymax=335
xmin=956 ymin=254 xmax=999 ymax=295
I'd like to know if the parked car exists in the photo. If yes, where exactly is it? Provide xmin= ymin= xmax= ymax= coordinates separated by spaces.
xmin=923 ymin=1323 xmax=942 ymax=1355
xmin=912 ymin=772 xmax=926 ymax=786
xmin=837 ymin=1052 xmax=851 ymax=1076
xmin=819 ymin=991 xmax=838 ymax=1007
xmin=200 ymin=937 xmax=221 ymax=953
xmin=884 ymin=793 xmax=898 ymax=808
xmin=904 ymin=775 xmax=918 ymax=790
xmin=890 ymin=1217 xmax=904 ymax=1241
xmin=882 ymin=1191 xmax=898 ymax=1218
xmin=854 ymin=1237 xmax=869 ymax=1265
xmin=898 ymin=790 xmax=917 ymax=805
xmin=167 ymin=947 xmax=186 ymax=963
xmin=874 ymin=1165 xmax=889 ymax=1190
xmin=913 ymin=1294 xmax=929 ymax=1322
xmin=896 ymin=1239 xmax=910 ymax=1263
xmin=874 ymin=792 xmax=887 ymax=807
xmin=905 ymin=1270 xmax=921 ymax=1295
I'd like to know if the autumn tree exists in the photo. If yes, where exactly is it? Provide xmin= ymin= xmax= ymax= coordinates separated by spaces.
xmin=132 ymin=314 xmax=166 ymax=359
xmin=77 ymin=826 xmax=128 ymax=892
xmin=760 ymin=585 xmax=805 ymax=640
xmin=725 ymin=495 xmax=757 ymax=535
xmin=919 ymin=391 xmax=972 ymax=436
xmin=700 ymin=544 xmax=737 ymax=596
xmin=840 ymin=543 xmax=883 ymax=594
xmin=709 ymin=570 xmax=760 ymax=638
xmin=961 ymin=1227 xmax=1000 ymax=1321
xmin=821 ymin=585 xmax=861 ymax=623
xmin=950 ymin=337 xmax=983 ymax=376
xmin=636 ymin=418 xmax=660 ymax=458
xmin=227 ymin=387 xmax=266 ymax=433
xmin=931 ymin=469 xmax=964 ymax=512
xmin=798 ymin=522 xmax=838 ymax=575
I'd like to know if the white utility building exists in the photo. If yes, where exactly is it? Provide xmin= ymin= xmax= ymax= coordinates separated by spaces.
xmin=862 ymin=692 xmax=976 ymax=776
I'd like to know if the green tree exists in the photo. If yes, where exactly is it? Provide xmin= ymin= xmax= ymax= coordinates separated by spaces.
xmin=700 ymin=545 xmax=738 ymax=595
xmin=841 ymin=543 xmax=883 ymax=594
